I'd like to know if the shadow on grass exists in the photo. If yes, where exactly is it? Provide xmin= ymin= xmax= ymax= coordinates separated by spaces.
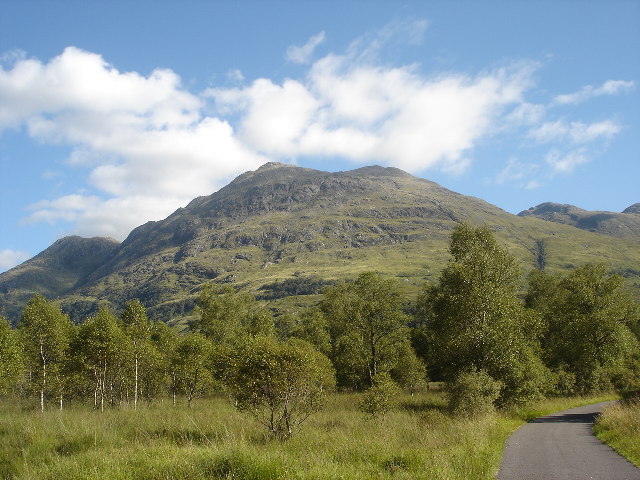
xmin=400 ymin=400 xmax=448 ymax=414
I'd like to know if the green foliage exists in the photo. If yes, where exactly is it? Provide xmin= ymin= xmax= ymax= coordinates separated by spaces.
xmin=448 ymin=369 xmax=503 ymax=417
xmin=18 ymin=294 xmax=72 ymax=411
xmin=150 ymin=321 xmax=180 ymax=403
xmin=0 ymin=316 xmax=23 ymax=395
xmin=418 ymin=224 xmax=550 ymax=406
xmin=359 ymin=372 xmax=400 ymax=417
xmin=193 ymin=284 xmax=274 ymax=344
xmin=274 ymin=308 xmax=330 ymax=355
xmin=322 ymin=272 xmax=410 ymax=389
xmin=225 ymin=337 xmax=335 ymax=440
xmin=529 ymin=263 xmax=640 ymax=393
xmin=390 ymin=342 xmax=428 ymax=395
xmin=75 ymin=306 xmax=129 ymax=410
xmin=172 ymin=333 xmax=213 ymax=407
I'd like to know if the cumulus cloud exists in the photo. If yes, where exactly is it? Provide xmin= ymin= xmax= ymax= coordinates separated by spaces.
xmin=286 ymin=31 xmax=326 ymax=64
xmin=0 ymin=249 xmax=31 ymax=273
xmin=210 ymin=50 xmax=535 ymax=173
xmin=553 ymin=79 xmax=635 ymax=105
xmin=0 ymin=47 xmax=267 ymax=239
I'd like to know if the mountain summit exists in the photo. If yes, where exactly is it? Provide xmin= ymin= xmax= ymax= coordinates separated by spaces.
xmin=1 ymin=164 xmax=639 ymax=324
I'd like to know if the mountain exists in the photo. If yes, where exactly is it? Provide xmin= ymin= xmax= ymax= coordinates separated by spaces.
xmin=518 ymin=202 xmax=640 ymax=240
xmin=2 ymin=163 xmax=639 ymax=324
xmin=0 ymin=236 xmax=119 ymax=321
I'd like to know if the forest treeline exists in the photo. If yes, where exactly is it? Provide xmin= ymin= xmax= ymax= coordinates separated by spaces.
xmin=1 ymin=224 xmax=639 ymax=437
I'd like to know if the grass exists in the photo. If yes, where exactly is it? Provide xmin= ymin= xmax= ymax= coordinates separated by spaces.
xmin=594 ymin=400 xmax=640 ymax=467
xmin=0 ymin=391 xmax=618 ymax=480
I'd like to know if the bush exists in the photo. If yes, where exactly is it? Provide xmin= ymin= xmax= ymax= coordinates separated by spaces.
xmin=619 ymin=382 xmax=640 ymax=403
xmin=552 ymin=366 xmax=577 ymax=396
xmin=448 ymin=369 xmax=503 ymax=417
xmin=226 ymin=337 xmax=335 ymax=440
xmin=360 ymin=372 xmax=400 ymax=417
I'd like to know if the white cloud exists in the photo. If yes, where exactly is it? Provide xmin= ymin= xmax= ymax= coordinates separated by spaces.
xmin=0 ymin=249 xmax=31 ymax=273
xmin=286 ymin=31 xmax=326 ymax=64
xmin=507 ymin=102 xmax=546 ymax=125
xmin=545 ymin=148 xmax=589 ymax=175
xmin=496 ymin=158 xmax=538 ymax=184
xmin=529 ymin=119 xmax=620 ymax=144
xmin=0 ymin=47 xmax=267 ymax=240
xmin=226 ymin=69 xmax=245 ymax=83
xmin=553 ymin=79 xmax=635 ymax=105
xmin=209 ymin=51 xmax=535 ymax=173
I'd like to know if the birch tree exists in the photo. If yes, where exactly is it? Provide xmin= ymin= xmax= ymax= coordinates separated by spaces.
xmin=121 ymin=299 xmax=152 ymax=409
xmin=18 ymin=295 xmax=71 ymax=412
xmin=418 ymin=223 xmax=550 ymax=406
xmin=77 ymin=306 xmax=128 ymax=411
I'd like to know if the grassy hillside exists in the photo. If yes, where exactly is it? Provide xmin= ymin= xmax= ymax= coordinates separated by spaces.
xmin=1 ymin=163 xmax=639 ymax=324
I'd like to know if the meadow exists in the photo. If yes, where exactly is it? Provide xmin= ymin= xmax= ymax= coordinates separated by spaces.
xmin=595 ymin=400 xmax=640 ymax=468
xmin=0 ymin=391 xmax=617 ymax=480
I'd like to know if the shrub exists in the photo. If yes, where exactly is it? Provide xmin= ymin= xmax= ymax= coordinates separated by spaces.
xmin=360 ymin=372 xmax=400 ymax=417
xmin=226 ymin=337 xmax=335 ymax=440
xmin=553 ymin=366 xmax=577 ymax=396
xmin=448 ymin=369 xmax=503 ymax=417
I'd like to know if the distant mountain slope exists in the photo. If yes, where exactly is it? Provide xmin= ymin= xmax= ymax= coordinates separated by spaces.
xmin=0 ymin=236 xmax=119 ymax=322
xmin=1 ymin=164 xmax=639 ymax=324
xmin=623 ymin=203 xmax=640 ymax=214
xmin=518 ymin=202 xmax=640 ymax=240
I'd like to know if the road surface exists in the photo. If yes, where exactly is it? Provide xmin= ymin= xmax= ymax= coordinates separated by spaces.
xmin=497 ymin=401 xmax=640 ymax=480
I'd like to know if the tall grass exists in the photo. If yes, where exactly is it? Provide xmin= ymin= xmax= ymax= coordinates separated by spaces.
xmin=594 ymin=400 xmax=640 ymax=467
xmin=0 ymin=392 xmax=617 ymax=480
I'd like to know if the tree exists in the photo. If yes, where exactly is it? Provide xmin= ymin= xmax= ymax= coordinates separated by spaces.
xmin=321 ymin=272 xmax=410 ymax=389
xmin=193 ymin=285 xmax=273 ymax=345
xmin=530 ymin=263 xmax=640 ymax=393
xmin=225 ymin=337 xmax=335 ymax=440
xmin=121 ymin=299 xmax=154 ymax=409
xmin=18 ymin=295 xmax=72 ymax=412
xmin=76 ymin=306 xmax=129 ymax=411
xmin=417 ymin=223 xmax=549 ymax=406
xmin=0 ymin=315 xmax=23 ymax=396
xmin=390 ymin=342 xmax=428 ymax=395
xmin=172 ymin=333 xmax=213 ymax=407
xmin=150 ymin=321 xmax=179 ymax=405
xmin=275 ymin=308 xmax=330 ymax=355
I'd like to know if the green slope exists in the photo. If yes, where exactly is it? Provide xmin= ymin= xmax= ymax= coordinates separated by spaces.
xmin=1 ymin=163 xmax=639 ymax=324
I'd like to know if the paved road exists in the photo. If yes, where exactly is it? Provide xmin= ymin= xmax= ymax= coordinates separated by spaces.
xmin=497 ymin=401 xmax=640 ymax=480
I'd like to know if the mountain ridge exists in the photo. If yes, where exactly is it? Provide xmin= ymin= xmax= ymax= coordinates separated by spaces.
xmin=1 ymin=163 xmax=638 ymax=324
xmin=518 ymin=202 xmax=640 ymax=239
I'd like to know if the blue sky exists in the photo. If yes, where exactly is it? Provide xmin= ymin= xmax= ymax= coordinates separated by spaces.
xmin=1 ymin=0 xmax=638 ymax=272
